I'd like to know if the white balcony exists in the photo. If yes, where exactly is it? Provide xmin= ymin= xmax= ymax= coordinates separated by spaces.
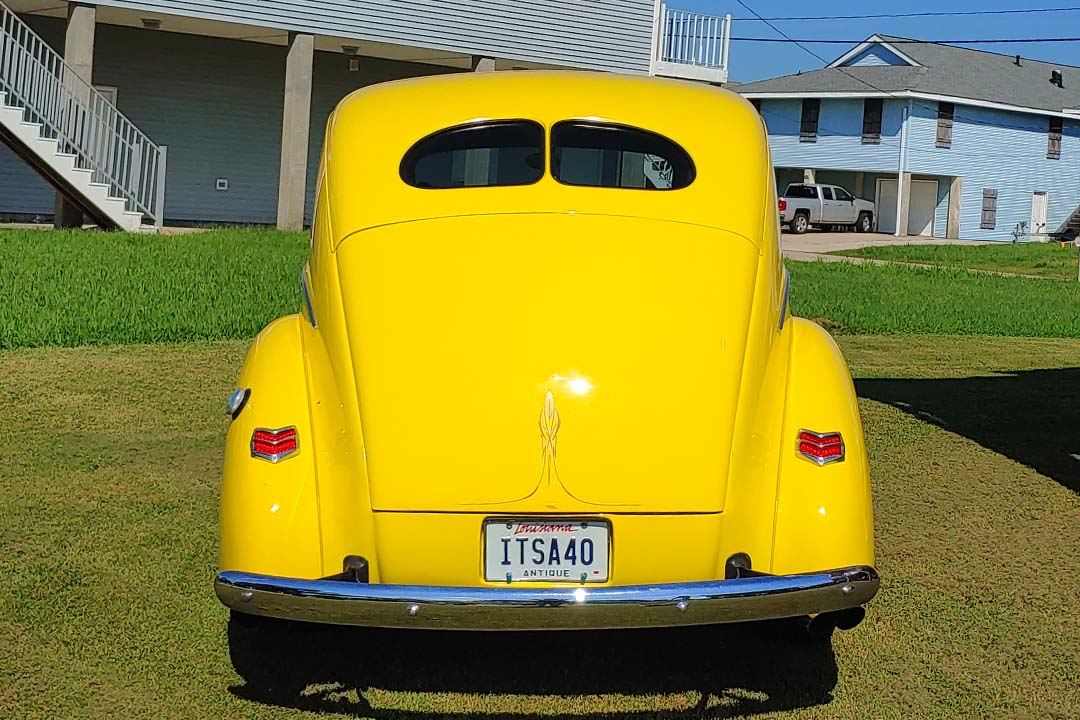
xmin=651 ymin=4 xmax=731 ymax=84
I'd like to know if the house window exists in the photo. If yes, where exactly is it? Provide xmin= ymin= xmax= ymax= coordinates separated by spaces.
xmin=936 ymin=102 xmax=954 ymax=149
xmin=800 ymin=99 xmax=820 ymax=142
xmin=1048 ymin=117 xmax=1063 ymax=160
xmin=862 ymin=98 xmax=883 ymax=144
xmin=980 ymin=188 xmax=998 ymax=230
xmin=750 ymin=98 xmax=762 ymax=113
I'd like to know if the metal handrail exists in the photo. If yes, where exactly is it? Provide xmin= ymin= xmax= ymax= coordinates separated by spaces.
xmin=657 ymin=4 xmax=731 ymax=70
xmin=0 ymin=1 xmax=165 ymax=226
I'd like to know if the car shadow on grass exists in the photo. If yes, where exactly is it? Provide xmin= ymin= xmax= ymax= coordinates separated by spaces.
xmin=856 ymin=367 xmax=1080 ymax=495
xmin=227 ymin=615 xmax=838 ymax=718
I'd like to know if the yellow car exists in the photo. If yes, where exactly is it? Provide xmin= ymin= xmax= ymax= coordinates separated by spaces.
xmin=215 ymin=71 xmax=877 ymax=639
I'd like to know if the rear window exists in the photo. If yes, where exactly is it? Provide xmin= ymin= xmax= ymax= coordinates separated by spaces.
xmin=785 ymin=184 xmax=818 ymax=199
xmin=401 ymin=120 xmax=544 ymax=189
xmin=551 ymin=121 xmax=695 ymax=190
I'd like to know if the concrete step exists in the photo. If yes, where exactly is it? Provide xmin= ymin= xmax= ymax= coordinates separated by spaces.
xmin=0 ymin=92 xmax=153 ymax=231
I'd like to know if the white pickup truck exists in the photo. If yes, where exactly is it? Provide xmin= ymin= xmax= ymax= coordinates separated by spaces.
xmin=779 ymin=183 xmax=875 ymax=234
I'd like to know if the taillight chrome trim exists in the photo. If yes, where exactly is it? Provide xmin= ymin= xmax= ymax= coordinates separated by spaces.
xmin=796 ymin=429 xmax=845 ymax=466
xmin=251 ymin=426 xmax=300 ymax=463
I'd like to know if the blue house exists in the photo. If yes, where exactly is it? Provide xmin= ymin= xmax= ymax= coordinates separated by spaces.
xmin=737 ymin=35 xmax=1080 ymax=241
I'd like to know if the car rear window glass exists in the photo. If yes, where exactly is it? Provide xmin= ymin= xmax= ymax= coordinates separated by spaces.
xmin=401 ymin=120 xmax=544 ymax=189
xmin=785 ymin=184 xmax=818 ymax=199
xmin=550 ymin=121 xmax=695 ymax=190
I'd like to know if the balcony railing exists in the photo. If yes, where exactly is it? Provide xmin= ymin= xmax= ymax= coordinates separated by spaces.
xmin=652 ymin=4 xmax=731 ymax=84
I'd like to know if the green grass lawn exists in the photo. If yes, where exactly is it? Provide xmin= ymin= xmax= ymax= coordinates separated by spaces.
xmin=2 ymin=335 xmax=1078 ymax=719
xmin=0 ymin=227 xmax=307 ymax=349
xmin=3 ymin=228 xmax=1080 ymax=348
xmin=788 ymin=260 xmax=1080 ymax=337
xmin=829 ymin=241 xmax=1080 ymax=281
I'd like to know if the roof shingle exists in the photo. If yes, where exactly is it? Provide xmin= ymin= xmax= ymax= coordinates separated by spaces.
xmin=736 ymin=36 xmax=1080 ymax=113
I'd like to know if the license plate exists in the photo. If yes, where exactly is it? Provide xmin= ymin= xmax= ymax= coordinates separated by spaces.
xmin=483 ymin=519 xmax=610 ymax=583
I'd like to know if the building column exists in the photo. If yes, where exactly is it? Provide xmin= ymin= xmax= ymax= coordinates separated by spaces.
xmin=896 ymin=172 xmax=913 ymax=237
xmin=802 ymin=168 xmax=815 ymax=184
xmin=471 ymin=56 xmax=496 ymax=72
xmin=854 ymin=172 xmax=865 ymax=198
xmin=946 ymin=176 xmax=963 ymax=239
xmin=276 ymin=32 xmax=314 ymax=231
xmin=54 ymin=2 xmax=96 ymax=229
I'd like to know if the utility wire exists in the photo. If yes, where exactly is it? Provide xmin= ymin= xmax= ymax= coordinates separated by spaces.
xmin=732 ymin=2 xmax=1059 ymax=145
xmin=731 ymin=6 xmax=1080 ymax=21
xmin=734 ymin=0 xmax=855 ymax=68
xmin=731 ymin=37 xmax=1080 ymax=44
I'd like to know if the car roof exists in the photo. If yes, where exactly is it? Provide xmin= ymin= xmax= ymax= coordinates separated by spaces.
xmin=321 ymin=71 xmax=770 ymax=248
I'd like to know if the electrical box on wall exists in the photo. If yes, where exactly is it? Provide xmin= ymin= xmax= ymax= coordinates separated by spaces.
xmin=215 ymin=178 xmax=229 ymax=191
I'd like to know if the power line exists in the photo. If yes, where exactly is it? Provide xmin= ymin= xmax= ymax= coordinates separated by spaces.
xmin=731 ymin=37 xmax=1080 ymax=44
xmin=733 ymin=0 xmax=847 ymax=68
xmin=732 ymin=1 xmax=1050 ymax=138
xmin=731 ymin=6 xmax=1080 ymax=22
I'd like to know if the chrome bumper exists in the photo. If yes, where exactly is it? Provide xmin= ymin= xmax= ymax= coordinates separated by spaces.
xmin=215 ymin=565 xmax=878 ymax=631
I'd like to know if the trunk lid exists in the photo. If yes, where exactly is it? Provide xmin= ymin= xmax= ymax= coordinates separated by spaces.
xmin=335 ymin=213 xmax=759 ymax=513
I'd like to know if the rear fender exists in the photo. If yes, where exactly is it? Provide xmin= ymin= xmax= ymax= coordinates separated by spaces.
xmin=771 ymin=318 xmax=875 ymax=574
xmin=219 ymin=315 xmax=322 ymax=579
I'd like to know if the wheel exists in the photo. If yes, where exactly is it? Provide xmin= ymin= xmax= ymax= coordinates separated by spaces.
xmin=856 ymin=212 xmax=873 ymax=233
xmin=791 ymin=213 xmax=810 ymax=234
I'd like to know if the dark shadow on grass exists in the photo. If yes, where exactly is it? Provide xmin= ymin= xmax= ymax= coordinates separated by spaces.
xmin=857 ymin=367 xmax=1080 ymax=495
xmin=227 ymin=615 xmax=838 ymax=718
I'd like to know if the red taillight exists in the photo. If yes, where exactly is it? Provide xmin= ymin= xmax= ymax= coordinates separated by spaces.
xmin=251 ymin=427 xmax=299 ymax=463
xmin=797 ymin=430 xmax=845 ymax=466
xmin=778 ymin=198 xmax=787 ymax=212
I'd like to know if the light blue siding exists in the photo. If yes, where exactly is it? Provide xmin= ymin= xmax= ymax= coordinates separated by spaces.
xmin=905 ymin=101 xmax=1080 ymax=240
xmin=756 ymin=95 xmax=1080 ymax=241
xmin=0 ymin=17 xmax=459 ymax=224
xmin=759 ymin=98 xmax=903 ymax=173
xmin=845 ymin=45 xmax=909 ymax=67
xmin=91 ymin=0 xmax=655 ymax=75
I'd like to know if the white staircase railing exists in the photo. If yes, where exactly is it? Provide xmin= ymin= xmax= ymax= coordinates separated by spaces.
xmin=656 ymin=5 xmax=731 ymax=77
xmin=0 ymin=1 xmax=165 ymax=227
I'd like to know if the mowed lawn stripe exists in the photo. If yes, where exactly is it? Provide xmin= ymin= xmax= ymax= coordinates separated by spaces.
xmin=789 ymin=260 xmax=1080 ymax=337
xmin=4 ymin=228 xmax=1080 ymax=349
xmin=0 ymin=228 xmax=307 ymax=349
xmin=829 ymin=241 xmax=1080 ymax=281
xmin=1 ymin=335 xmax=1078 ymax=719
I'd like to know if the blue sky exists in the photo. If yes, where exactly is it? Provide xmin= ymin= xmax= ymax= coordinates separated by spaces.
xmin=676 ymin=0 xmax=1080 ymax=82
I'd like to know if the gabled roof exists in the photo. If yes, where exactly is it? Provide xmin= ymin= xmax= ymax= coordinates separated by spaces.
xmin=737 ymin=35 xmax=1080 ymax=115
xmin=827 ymin=34 xmax=921 ymax=68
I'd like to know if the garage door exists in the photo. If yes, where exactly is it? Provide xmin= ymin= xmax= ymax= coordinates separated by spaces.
xmin=877 ymin=179 xmax=898 ymax=233
xmin=909 ymin=180 xmax=937 ymax=237
xmin=876 ymin=178 xmax=937 ymax=236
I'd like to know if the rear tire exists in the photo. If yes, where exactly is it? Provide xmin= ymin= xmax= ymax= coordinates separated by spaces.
xmin=228 ymin=611 xmax=310 ymax=697
xmin=791 ymin=213 xmax=810 ymax=235
xmin=856 ymin=212 xmax=873 ymax=233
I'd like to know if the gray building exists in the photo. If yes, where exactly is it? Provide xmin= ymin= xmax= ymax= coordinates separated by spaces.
xmin=0 ymin=0 xmax=731 ymax=229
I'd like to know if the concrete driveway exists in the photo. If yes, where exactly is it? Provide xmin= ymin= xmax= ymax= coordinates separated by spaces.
xmin=782 ymin=230 xmax=985 ymax=261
